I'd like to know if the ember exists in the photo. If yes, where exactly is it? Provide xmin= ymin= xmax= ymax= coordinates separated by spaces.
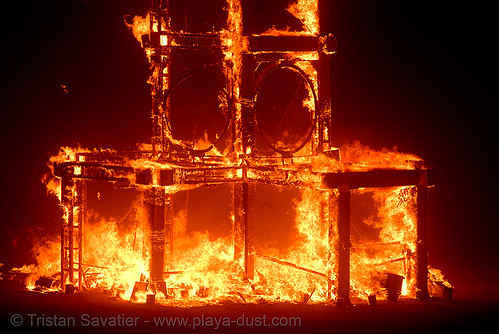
xmin=19 ymin=0 xmax=451 ymax=306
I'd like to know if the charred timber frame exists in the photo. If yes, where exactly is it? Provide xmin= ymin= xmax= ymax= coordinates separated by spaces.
xmin=56 ymin=157 xmax=433 ymax=302
xmin=144 ymin=187 xmax=173 ymax=283
xmin=59 ymin=169 xmax=85 ymax=291
xmin=323 ymin=168 xmax=434 ymax=303
xmin=233 ymin=182 xmax=256 ymax=279
xmin=146 ymin=0 xmax=337 ymax=156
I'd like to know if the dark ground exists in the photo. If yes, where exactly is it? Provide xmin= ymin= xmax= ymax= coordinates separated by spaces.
xmin=0 ymin=281 xmax=497 ymax=334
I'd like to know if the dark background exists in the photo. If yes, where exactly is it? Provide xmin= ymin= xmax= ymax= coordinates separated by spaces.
xmin=0 ymin=0 xmax=496 ymax=291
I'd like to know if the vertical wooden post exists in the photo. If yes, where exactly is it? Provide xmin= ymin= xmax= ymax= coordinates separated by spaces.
xmin=226 ymin=0 xmax=244 ymax=156
xmin=318 ymin=0 xmax=334 ymax=153
xmin=146 ymin=188 xmax=167 ymax=283
xmin=233 ymin=183 xmax=244 ymax=262
xmin=321 ymin=190 xmax=335 ymax=299
xmin=60 ymin=166 xmax=84 ymax=291
xmin=416 ymin=169 xmax=430 ymax=300
xmin=337 ymin=185 xmax=351 ymax=306
xmin=164 ymin=194 xmax=174 ymax=257
xmin=243 ymin=182 xmax=255 ymax=280
xmin=60 ymin=174 xmax=71 ymax=288
xmin=76 ymin=179 xmax=86 ymax=290
xmin=233 ymin=182 xmax=255 ymax=279
xmin=150 ymin=0 xmax=170 ymax=152
xmin=241 ymin=53 xmax=256 ymax=155
xmin=317 ymin=51 xmax=331 ymax=153
xmin=67 ymin=188 xmax=74 ymax=285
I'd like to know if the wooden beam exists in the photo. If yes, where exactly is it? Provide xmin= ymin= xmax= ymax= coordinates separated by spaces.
xmin=255 ymin=253 xmax=328 ymax=279
xmin=145 ymin=188 xmax=168 ymax=283
xmin=249 ymin=35 xmax=319 ymax=52
xmin=416 ymin=170 xmax=430 ymax=300
xmin=337 ymin=186 xmax=351 ymax=306
xmin=323 ymin=169 xmax=434 ymax=189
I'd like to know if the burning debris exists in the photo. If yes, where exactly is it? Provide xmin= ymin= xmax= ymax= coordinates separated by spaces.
xmin=15 ymin=0 xmax=452 ymax=306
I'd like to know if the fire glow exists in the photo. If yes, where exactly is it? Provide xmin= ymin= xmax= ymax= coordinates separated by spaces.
xmin=16 ymin=0 xmax=451 ymax=306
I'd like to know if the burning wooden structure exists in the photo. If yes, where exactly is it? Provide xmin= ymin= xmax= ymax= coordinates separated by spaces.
xmin=47 ymin=0 xmax=439 ymax=305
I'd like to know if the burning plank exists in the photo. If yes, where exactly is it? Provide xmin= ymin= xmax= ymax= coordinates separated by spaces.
xmin=255 ymin=253 xmax=329 ymax=280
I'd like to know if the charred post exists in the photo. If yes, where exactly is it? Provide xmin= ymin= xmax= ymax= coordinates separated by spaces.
xmin=241 ymin=53 xmax=257 ymax=155
xmin=60 ymin=174 xmax=73 ymax=288
xmin=165 ymin=200 xmax=174 ymax=256
xmin=59 ymin=167 xmax=84 ymax=290
xmin=145 ymin=188 xmax=170 ymax=283
xmin=416 ymin=169 xmax=430 ymax=301
xmin=318 ymin=0 xmax=335 ymax=152
xmin=75 ymin=179 xmax=86 ymax=290
xmin=234 ymin=181 xmax=255 ymax=280
xmin=243 ymin=182 xmax=255 ymax=280
xmin=233 ymin=182 xmax=244 ymax=262
xmin=337 ymin=185 xmax=351 ymax=306
xmin=321 ymin=190 xmax=336 ymax=299
xmin=150 ymin=0 xmax=170 ymax=152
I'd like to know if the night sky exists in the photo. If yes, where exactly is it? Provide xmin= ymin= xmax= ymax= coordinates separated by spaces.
xmin=0 ymin=0 xmax=497 ymax=290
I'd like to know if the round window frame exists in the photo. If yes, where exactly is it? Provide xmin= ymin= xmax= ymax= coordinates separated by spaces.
xmin=163 ymin=71 xmax=231 ymax=154
xmin=254 ymin=63 xmax=317 ymax=155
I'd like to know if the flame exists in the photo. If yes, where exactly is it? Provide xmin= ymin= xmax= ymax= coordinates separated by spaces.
xmin=82 ymin=205 xmax=151 ymax=299
xmin=126 ymin=13 xmax=149 ymax=44
xmin=126 ymin=13 xmax=154 ymax=61
xmin=340 ymin=141 xmax=422 ymax=171
xmin=160 ymin=210 xmax=240 ymax=304
xmin=42 ymin=147 xmax=90 ymax=201
xmin=12 ymin=237 xmax=60 ymax=291
xmin=21 ymin=141 xmax=451 ymax=304
xmin=350 ymin=187 xmax=418 ymax=299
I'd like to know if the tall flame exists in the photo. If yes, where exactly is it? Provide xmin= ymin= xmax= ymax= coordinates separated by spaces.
xmin=287 ymin=0 xmax=319 ymax=35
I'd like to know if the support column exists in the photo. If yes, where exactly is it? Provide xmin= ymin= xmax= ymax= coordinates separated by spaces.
xmin=60 ymin=174 xmax=73 ymax=288
xmin=233 ymin=182 xmax=255 ymax=280
xmin=321 ymin=190 xmax=334 ymax=299
xmin=150 ymin=0 xmax=170 ymax=152
xmin=59 ymin=164 xmax=85 ymax=291
xmin=226 ymin=0 xmax=244 ymax=156
xmin=233 ymin=183 xmax=244 ymax=262
xmin=241 ymin=53 xmax=256 ymax=155
xmin=337 ymin=185 xmax=351 ymax=306
xmin=164 ymin=197 xmax=174 ymax=257
xmin=75 ymin=179 xmax=86 ymax=290
xmin=416 ymin=170 xmax=430 ymax=300
xmin=318 ymin=0 xmax=335 ymax=153
xmin=317 ymin=50 xmax=331 ymax=153
xmin=145 ymin=188 xmax=169 ymax=283
xmin=243 ymin=182 xmax=255 ymax=280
